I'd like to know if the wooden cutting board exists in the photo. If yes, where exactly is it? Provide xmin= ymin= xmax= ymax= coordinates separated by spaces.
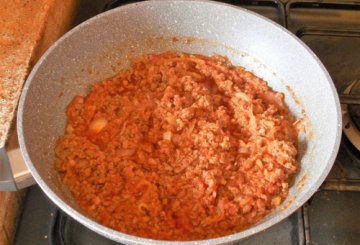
xmin=0 ymin=0 xmax=77 ymax=244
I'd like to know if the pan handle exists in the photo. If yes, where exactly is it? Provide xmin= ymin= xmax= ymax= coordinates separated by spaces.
xmin=0 ymin=147 xmax=35 ymax=191
xmin=0 ymin=148 xmax=18 ymax=191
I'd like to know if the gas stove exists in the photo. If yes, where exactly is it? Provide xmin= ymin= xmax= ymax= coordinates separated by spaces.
xmin=14 ymin=1 xmax=360 ymax=244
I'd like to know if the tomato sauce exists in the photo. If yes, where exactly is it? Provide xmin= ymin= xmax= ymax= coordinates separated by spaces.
xmin=55 ymin=52 xmax=298 ymax=240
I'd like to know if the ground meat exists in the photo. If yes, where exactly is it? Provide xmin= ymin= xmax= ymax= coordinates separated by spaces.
xmin=55 ymin=52 xmax=298 ymax=240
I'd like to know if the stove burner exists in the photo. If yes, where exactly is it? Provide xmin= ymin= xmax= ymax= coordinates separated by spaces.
xmin=342 ymin=80 xmax=360 ymax=151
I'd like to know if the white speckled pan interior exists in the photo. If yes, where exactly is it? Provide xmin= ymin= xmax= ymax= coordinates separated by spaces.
xmin=17 ymin=1 xmax=341 ymax=244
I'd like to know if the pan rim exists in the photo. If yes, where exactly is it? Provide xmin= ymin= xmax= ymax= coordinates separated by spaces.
xmin=17 ymin=0 xmax=342 ymax=244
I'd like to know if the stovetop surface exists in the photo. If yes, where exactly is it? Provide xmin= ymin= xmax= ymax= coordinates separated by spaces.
xmin=14 ymin=0 xmax=360 ymax=244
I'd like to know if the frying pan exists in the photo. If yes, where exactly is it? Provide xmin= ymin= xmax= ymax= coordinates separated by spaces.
xmin=17 ymin=0 xmax=341 ymax=244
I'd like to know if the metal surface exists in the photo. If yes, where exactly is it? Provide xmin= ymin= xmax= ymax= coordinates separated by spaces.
xmin=286 ymin=0 xmax=360 ymax=34
xmin=340 ymin=94 xmax=360 ymax=105
xmin=308 ymin=191 xmax=360 ymax=245
xmin=348 ymin=81 xmax=360 ymax=128
xmin=0 ymin=147 xmax=18 ymax=191
xmin=14 ymin=186 xmax=58 ymax=245
xmin=287 ymin=0 xmax=360 ymax=88
xmin=0 ymin=128 xmax=36 ymax=191
xmin=17 ymin=0 xmax=342 ymax=244
xmin=7 ymin=148 xmax=36 ymax=189
xmin=342 ymin=81 xmax=360 ymax=151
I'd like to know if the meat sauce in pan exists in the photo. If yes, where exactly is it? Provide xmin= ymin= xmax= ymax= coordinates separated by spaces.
xmin=55 ymin=52 xmax=298 ymax=240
